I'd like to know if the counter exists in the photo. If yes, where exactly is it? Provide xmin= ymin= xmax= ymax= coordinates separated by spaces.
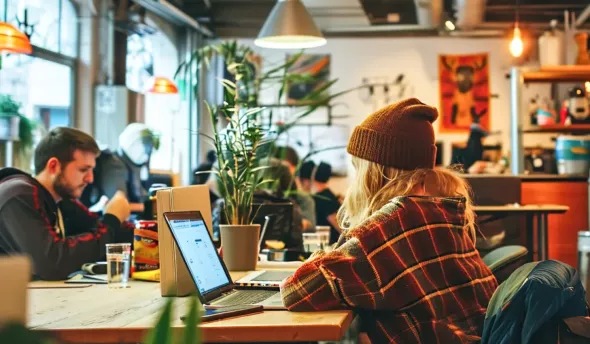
xmin=521 ymin=176 xmax=587 ymax=268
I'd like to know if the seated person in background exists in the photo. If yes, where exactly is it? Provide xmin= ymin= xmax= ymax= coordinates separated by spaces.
xmin=281 ymin=99 xmax=498 ymax=343
xmin=312 ymin=162 xmax=342 ymax=244
xmin=191 ymin=149 xmax=219 ymax=205
xmin=274 ymin=146 xmax=316 ymax=231
xmin=80 ymin=123 xmax=158 ymax=214
xmin=0 ymin=127 xmax=132 ymax=280
xmin=297 ymin=160 xmax=315 ymax=194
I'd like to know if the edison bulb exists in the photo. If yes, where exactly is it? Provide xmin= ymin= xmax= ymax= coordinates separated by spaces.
xmin=510 ymin=27 xmax=523 ymax=57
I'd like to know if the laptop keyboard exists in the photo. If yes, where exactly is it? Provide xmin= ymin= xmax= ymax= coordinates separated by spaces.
xmin=212 ymin=289 xmax=278 ymax=307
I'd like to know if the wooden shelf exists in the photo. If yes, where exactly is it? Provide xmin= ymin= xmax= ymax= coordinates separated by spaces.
xmin=522 ymin=124 xmax=590 ymax=134
xmin=522 ymin=66 xmax=590 ymax=83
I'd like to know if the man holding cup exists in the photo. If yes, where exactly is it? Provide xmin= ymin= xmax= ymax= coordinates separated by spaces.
xmin=0 ymin=127 xmax=132 ymax=280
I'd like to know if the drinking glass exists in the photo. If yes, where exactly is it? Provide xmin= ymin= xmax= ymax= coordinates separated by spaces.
xmin=106 ymin=243 xmax=131 ymax=288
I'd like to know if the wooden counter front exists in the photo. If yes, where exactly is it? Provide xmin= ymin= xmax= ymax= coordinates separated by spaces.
xmin=521 ymin=179 xmax=588 ymax=267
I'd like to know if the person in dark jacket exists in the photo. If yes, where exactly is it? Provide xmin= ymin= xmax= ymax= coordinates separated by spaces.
xmin=297 ymin=160 xmax=315 ymax=194
xmin=0 ymin=127 xmax=132 ymax=280
xmin=312 ymin=162 xmax=342 ymax=244
xmin=482 ymin=260 xmax=588 ymax=344
xmin=80 ymin=123 xmax=158 ymax=214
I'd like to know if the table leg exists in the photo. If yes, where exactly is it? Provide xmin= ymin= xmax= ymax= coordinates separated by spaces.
xmin=526 ymin=214 xmax=534 ymax=262
xmin=538 ymin=213 xmax=549 ymax=261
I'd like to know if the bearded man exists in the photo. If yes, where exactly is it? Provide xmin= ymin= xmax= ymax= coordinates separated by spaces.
xmin=0 ymin=127 xmax=132 ymax=280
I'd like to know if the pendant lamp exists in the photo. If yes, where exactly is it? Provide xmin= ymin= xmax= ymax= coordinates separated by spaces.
xmin=0 ymin=22 xmax=32 ymax=54
xmin=146 ymin=77 xmax=178 ymax=94
xmin=255 ymin=0 xmax=326 ymax=49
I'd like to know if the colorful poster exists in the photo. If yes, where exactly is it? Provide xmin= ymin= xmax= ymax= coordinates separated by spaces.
xmin=438 ymin=53 xmax=490 ymax=132
xmin=286 ymin=54 xmax=331 ymax=105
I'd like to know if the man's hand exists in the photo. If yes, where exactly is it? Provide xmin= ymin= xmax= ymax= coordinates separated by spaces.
xmin=104 ymin=191 xmax=131 ymax=222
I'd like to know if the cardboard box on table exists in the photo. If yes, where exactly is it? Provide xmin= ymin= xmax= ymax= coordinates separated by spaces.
xmin=157 ymin=185 xmax=212 ymax=297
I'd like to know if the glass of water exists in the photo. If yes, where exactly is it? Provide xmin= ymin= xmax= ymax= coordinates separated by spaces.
xmin=106 ymin=243 xmax=131 ymax=288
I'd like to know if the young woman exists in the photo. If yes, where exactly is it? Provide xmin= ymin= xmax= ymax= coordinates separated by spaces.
xmin=280 ymin=98 xmax=498 ymax=343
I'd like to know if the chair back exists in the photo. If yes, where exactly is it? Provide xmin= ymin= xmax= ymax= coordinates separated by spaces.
xmin=483 ymin=245 xmax=528 ymax=284
xmin=0 ymin=256 xmax=30 ymax=327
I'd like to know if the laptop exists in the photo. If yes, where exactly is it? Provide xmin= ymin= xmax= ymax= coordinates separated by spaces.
xmin=164 ymin=211 xmax=292 ymax=309
xmin=0 ymin=256 xmax=30 ymax=326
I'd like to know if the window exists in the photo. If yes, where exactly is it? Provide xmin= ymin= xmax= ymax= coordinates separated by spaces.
xmin=2 ymin=0 xmax=78 ymax=57
xmin=0 ymin=54 xmax=73 ymax=128
xmin=127 ymin=16 xmax=180 ymax=171
xmin=126 ymin=33 xmax=154 ymax=93
xmin=0 ymin=0 xmax=78 ymax=171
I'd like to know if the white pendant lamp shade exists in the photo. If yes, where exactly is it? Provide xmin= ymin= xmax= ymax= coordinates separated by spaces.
xmin=255 ymin=0 xmax=326 ymax=49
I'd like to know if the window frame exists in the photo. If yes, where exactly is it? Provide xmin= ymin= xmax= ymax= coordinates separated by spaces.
xmin=0 ymin=0 xmax=80 ymax=128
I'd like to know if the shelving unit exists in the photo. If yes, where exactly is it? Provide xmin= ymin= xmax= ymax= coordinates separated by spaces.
xmin=522 ymin=70 xmax=590 ymax=83
xmin=522 ymin=124 xmax=590 ymax=134
xmin=510 ymin=66 xmax=590 ymax=174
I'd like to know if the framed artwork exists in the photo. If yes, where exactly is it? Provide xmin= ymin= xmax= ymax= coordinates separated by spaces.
xmin=286 ymin=54 xmax=331 ymax=105
xmin=438 ymin=53 xmax=490 ymax=132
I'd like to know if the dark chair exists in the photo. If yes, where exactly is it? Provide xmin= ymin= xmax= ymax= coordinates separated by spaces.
xmin=482 ymin=245 xmax=529 ymax=284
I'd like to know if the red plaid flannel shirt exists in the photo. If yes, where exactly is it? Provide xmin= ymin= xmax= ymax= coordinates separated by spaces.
xmin=281 ymin=196 xmax=498 ymax=343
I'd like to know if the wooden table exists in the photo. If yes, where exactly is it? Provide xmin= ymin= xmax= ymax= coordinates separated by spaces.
xmin=474 ymin=204 xmax=569 ymax=261
xmin=28 ymin=271 xmax=354 ymax=343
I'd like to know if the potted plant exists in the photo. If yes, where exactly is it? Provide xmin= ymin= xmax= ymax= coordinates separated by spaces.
xmin=202 ymin=70 xmax=272 ymax=271
xmin=176 ymin=41 xmax=353 ymax=269
xmin=0 ymin=94 xmax=37 ymax=169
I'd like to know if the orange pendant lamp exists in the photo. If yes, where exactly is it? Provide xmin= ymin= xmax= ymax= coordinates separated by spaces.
xmin=146 ymin=77 xmax=178 ymax=94
xmin=0 ymin=22 xmax=32 ymax=54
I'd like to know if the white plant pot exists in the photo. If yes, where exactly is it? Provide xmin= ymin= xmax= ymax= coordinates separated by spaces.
xmin=0 ymin=116 xmax=20 ymax=141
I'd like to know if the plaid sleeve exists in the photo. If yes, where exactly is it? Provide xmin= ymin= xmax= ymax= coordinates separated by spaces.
xmin=281 ymin=226 xmax=382 ymax=311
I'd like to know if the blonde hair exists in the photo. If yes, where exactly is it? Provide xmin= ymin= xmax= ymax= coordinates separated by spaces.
xmin=337 ymin=157 xmax=476 ymax=241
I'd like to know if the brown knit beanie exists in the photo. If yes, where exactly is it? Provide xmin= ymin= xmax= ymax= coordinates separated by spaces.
xmin=347 ymin=98 xmax=438 ymax=170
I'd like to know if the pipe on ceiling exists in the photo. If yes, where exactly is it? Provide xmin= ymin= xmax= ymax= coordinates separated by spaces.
xmin=131 ymin=0 xmax=213 ymax=36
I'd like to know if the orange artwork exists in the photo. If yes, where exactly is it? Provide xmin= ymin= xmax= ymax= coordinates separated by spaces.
xmin=439 ymin=53 xmax=490 ymax=132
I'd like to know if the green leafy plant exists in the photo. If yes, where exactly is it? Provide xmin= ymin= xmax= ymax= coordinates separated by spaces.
xmin=202 ymin=77 xmax=273 ymax=225
xmin=0 ymin=323 xmax=58 ymax=344
xmin=140 ymin=127 xmax=161 ymax=151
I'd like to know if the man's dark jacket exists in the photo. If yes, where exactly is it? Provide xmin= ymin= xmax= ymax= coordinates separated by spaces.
xmin=0 ymin=168 xmax=132 ymax=280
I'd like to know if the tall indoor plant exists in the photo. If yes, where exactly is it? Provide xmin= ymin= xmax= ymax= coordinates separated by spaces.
xmin=200 ymin=62 xmax=272 ymax=271
xmin=176 ymin=41 xmax=351 ymax=269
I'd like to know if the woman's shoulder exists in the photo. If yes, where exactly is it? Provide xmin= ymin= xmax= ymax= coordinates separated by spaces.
xmin=345 ymin=196 xmax=465 ymax=238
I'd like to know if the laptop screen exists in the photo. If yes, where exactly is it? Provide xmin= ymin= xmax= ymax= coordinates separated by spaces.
xmin=167 ymin=218 xmax=231 ymax=295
